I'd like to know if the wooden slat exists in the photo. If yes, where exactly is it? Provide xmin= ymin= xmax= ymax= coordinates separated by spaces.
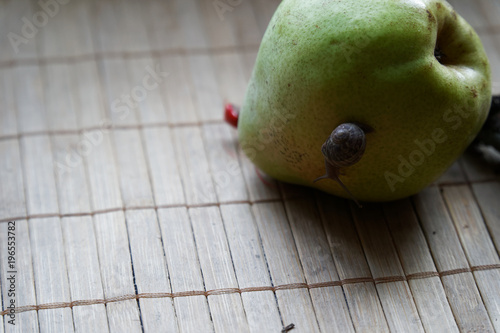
xmin=89 ymin=0 xmax=127 ymax=54
xmin=52 ymin=127 xmax=102 ymax=332
xmin=173 ymin=0 xmax=209 ymax=50
xmin=141 ymin=0 xmax=182 ymax=52
xmin=202 ymin=123 xmax=249 ymax=203
xmin=190 ymin=207 xmax=250 ymax=332
xmin=0 ymin=68 xmax=17 ymax=138
xmin=0 ymin=140 xmax=26 ymax=220
xmin=316 ymin=193 xmax=390 ymax=332
xmin=445 ymin=273 xmax=498 ymax=331
xmin=98 ymin=57 xmax=139 ymax=127
xmin=41 ymin=63 xmax=78 ymax=132
xmin=29 ymin=217 xmax=73 ymax=332
xmin=173 ymin=127 xmax=217 ymax=205
xmin=413 ymin=187 xmax=470 ymax=271
xmin=84 ymin=132 xmax=123 ymax=211
xmin=442 ymin=185 xmax=500 ymax=330
xmin=0 ymin=0 xmax=38 ymax=62
xmin=61 ymin=216 xmax=109 ymax=333
xmin=112 ymin=129 xmax=155 ymax=208
xmin=384 ymin=199 xmax=459 ymax=332
xmin=284 ymin=196 xmax=355 ymax=333
xmin=14 ymin=65 xmax=47 ymax=134
xmin=93 ymin=211 xmax=142 ymax=332
xmin=71 ymin=60 xmax=107 ymax=130
xmin=212 ymin=52 xmax=247 ymax=106
xmin=20 ymin=135 xmax=59 ymax=216
xmin=198 ymin=0 xmax=238 ymax=49
xmin=141 ymin=127 xmax=185 ymax=206
xmin=226 ymin=0 xmax=262 ymax=48
xmin=0 ymin=140 xmax=32 ymax=332
xmin=219 ymin=204 xmax=283 ymax=332
xmin=60 ymin=1 xmax=95 ymax=57
xmin=125 ymin=209 xmax=178 ymax=333
xmin=159 ymin=54 xmax=198 ymax=125
xmin=186 ymin=54 xmax=223 ymax=122
xmin=129 ymin=0 xmax=208 ymax=53
xmin=0 ymin=220 xmax=39 ymax=332
xmin=249 ymin=0 xmax=281 ymax=36
xmin=0 ymin=1 xmax=16 ymax=62
xmin=198 ymin=0 xmax=261 ymax=50
xmin=351 ymin=203 xmax=424 ymax=333
xmin=125 ymin=58 xmax=169 ymax=126
xmin=252 ymin=202 xmax=321 ymax=333
xmin=157 ymin=207 xmax=214 ymax=333
xmin=197 ymin=0 xmax=259 ymax=107
xmin=442 ymin=186 xmax=500 ymax=267
xmin=35 ymin=0 xmax=67 ymax=59
xmin=114 ymin=0 xmax=151 ymax=54
xmin=472 ymin=182 xmax=500 ymax=253
xmin=413 ymin=186 xmax=495 ymax=332
xmin=51 ymin=134 xmax=92 ymax=215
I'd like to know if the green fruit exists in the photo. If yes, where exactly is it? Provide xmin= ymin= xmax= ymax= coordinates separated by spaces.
xmin=237 ymin=0 xmax=491 ymax=202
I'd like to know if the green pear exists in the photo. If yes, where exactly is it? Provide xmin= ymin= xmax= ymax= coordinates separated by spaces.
xmin=237 ymin=0 xmax=491 ymax=202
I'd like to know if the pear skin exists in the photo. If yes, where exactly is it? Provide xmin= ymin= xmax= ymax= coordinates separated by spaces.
xmin=238 ymin=0 xmax=491 ymax=202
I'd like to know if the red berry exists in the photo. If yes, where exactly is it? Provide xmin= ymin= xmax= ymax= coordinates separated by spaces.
xmin=224 ymin=103 xmax=239 ymax=128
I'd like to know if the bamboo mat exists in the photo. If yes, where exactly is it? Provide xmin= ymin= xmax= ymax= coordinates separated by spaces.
xmin=0 ymin=0 xmax=499 ymax=332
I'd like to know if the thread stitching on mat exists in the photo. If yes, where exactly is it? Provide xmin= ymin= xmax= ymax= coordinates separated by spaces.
xmin=0 ymin=199 xmax=283 ymax=224
xmin=2 ymin=265 xmax=499 ymax=316
xmin=0 ymin=44 xmax=262 ymax=70
xmin=3 ymin=187 xmax=499 ymax=223
xmin=0 ymin=119 xmax=226 ymax=142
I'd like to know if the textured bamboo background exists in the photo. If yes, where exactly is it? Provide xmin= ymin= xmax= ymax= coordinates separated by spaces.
xmin=0 ymin=0 xmax=499 ymax=332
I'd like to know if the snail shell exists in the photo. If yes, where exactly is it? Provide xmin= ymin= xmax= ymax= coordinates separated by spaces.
xmin=321 ymin=123 xmax=366 ymax=168
xmin=314 ymin=122 xmax=370 ymax=208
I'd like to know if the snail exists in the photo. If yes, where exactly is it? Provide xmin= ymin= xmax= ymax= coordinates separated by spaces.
xmin=314 ymin=122 xmax=372 ymax=207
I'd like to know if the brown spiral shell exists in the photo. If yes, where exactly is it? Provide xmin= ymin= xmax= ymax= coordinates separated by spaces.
xmin=321 ymin=123 xmax=366 ymax=168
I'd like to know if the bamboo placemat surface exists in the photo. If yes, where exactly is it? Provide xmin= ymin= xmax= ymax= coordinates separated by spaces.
xmin=0 ymin=0 xmax=499 ymax=332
